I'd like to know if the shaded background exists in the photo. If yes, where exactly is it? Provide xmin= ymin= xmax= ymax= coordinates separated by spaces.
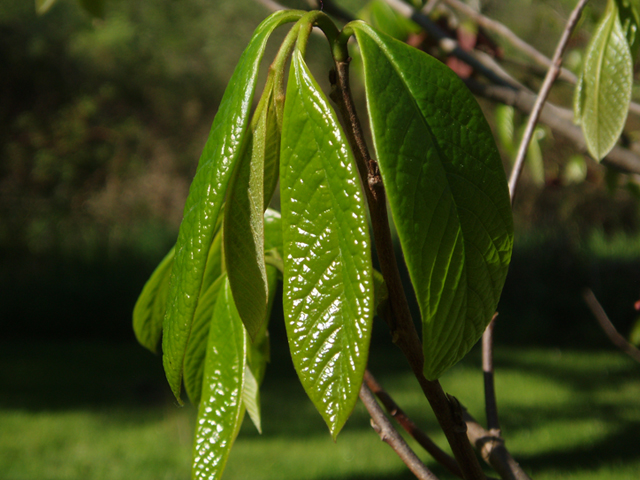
xmin=1 ymin=1 xmax=640 ymax=479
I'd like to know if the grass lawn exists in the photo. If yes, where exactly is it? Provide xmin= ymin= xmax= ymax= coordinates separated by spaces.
xmin=0 ymin=340 xmax=638 ymax=480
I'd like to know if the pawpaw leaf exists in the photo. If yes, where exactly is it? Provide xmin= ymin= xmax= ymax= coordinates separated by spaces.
xmin=280 ymin=49 xmax=374 ymax=439
xmin=192 ymin=277 xmax=247 ymax=480
xmin=575 ymin=0 xmax=633 ymax=161
xmin=133 ymin=247 xmax=175 ymax=354
xmin=162 ymin=10 xmax=304 ymax=403
xmin=352 ymin=22 xmax=513 ymax=380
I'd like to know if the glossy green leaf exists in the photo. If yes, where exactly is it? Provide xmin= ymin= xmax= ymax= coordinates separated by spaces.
xmin=575 ymin=0 xmax=633 ymax=161
xmin=192 ymin=278 xmax=247 ymax=480
xmin=133 ymin=247 xmax=175 ymax=354
xmin=353 ymin=22 xmax=513 ymax=380
xmin=280 ymin=49 xmax=374 ymax=438
xmin=162 ymin=10 xmax=304 ymax=403
xmin=35 ymin=0 xmax=57 ymax=15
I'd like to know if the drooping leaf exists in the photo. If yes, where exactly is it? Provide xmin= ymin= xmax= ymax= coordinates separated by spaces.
xmin=525 ymin=127 xmax=546 ymax=187
xmin=358 ymin=0 xmax=420 ymax=41
xmin=224 ymin=97 xmax=269 ymax=340
xmin=575 ymin=0 xmax=633 ymax=161
xmin=35 ymin=0 xmax=58 ymax=15
xmin=162 ymin=10 xmax=304 ymax=403
xmin=494 ymin=105 xmax=516 ymax=157
xmin=280 ymin=49 xmax=374 ymax=438
xmin=352 ymin=22 xmax=513 ymax=380
xmin=133 ymin=247 xmax=175 ymax=353
xmin=192 ymin=278 xmax=247 ymax=480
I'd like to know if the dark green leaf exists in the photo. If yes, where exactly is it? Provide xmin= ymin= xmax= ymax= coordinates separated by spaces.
xmin=162 ymin=10 xmax=304 ymax=403
xmin=575 ymin=0 xmax=633 ymax=161
xmin=192 ymin=278 xmax=247 ymax=480
xmin=353 ymin=22 xmax=513 ymax=380
xmin=280 ymin=49 xmax=374 ymax=438
xmin=133 ymin=247 xmax=174 ymax=354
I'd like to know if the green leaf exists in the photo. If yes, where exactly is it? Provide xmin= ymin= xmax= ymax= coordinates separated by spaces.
xmin=35 ymin=0 xmax=58 ymax=15
xmin=575 ymin=0 xmax=633 ymax=161
xmin=162 ymin=10 xmax=304 ymax=403
xmin=192 ymin=278 xmax=247 ymax=480
xmin=78 ymin=0 xmax=105 ymax=18
xmin=133 ymin=247 xmax=175 ymax=353
xmin=352 ymin=22 xmax=513 ymax=380
xmin=495 ymin=105 xmax=516 ymax=157
xmin=526 ymin=127 xmax=546 ymax=187
xmin=280 ymin=49 xmax=374 ymax=438
xmin=358 ymin=0 xmax=420 ymax=41
xmin=630 ymin=316 xmax=640 ymax=347
xmin=264 ymin=208 xmax=283 ymax=253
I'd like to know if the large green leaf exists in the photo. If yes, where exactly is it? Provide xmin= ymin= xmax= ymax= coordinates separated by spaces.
xmin=192 ymin=278 xmax=247 ymax=480
xmin=280 ymin=49 xmax=374 ymax=438
xmin=162 ymin=10 xmax=304 ymax=403
xmin=352 ymin=22 xmax=513 ymax=380
xmin=133 ymin=247 xmax=175 ymax=353
xmin=574 ymin=0 xmax=633 ymax=161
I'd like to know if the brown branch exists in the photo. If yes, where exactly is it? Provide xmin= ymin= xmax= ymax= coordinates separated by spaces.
xmin=583 ymin=289 xmax=640 ymax=363
xmin=482 ymin=314 xmax=500 ymax=433
xmin=360 ymin=383 xmax=442 ymax=480
xmin=364 ymin=370 xmax=464 ymax=479
xmin=465 ymin=79 xmax=640 ymax=175
xmin=330 ymin=54 xmax=486 ymax=480
xmin=509 ymin=0 xmax=590 ymax=203
xmin=463 ymin=413 xmax=532 ymax=480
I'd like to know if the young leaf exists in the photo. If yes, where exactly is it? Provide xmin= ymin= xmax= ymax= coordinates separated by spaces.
xmin=133 ymin=247 xmax=175 ymax=353
xmin=352 ymin=22 xmax=513 ymax=380
xmin=280 ymin=49 xmax=374 ymax=438
xmin=615 ymin=0 xmax=640 ymax=58
xmin=162 ymin=10 xmax=304 ymax=403
xmin=575 ymin=0 xmax=633 ymax=161
xmin=192 ymin=278 xmax=247 ymax=480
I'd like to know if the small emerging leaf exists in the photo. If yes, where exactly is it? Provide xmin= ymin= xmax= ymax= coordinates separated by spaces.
xmin=192 ymin=278 xmax=247 ymax=480
xmin=280 ymin=49 xmax=374 ymax=438
xmin=353 ymin=22 xmax=513 ymax=380
xmin=133 ymin=247 xmax=175 ymax=353
xmin=575 ymin=0 xmax=633 ymax=161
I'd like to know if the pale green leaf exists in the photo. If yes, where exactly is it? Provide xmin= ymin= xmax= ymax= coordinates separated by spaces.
xmin=495 ymin=105 xmax=516 ymax=157
xmin=162 ymin=10 xmax=304 ymax=403
xmin=280 ymin=49 xmax=374 ymax=438
xmin=576 ymin=0 xmax=633 ymax=161
xmin=353 ymin=22 xmax=513 ymax=380
xmin=526 ymin=127 xmax=546 ymax=187
xmin=192 ymin=278 xmax=247 ymax=480
xmin=133 ymin=247 xmax=175 ymax=353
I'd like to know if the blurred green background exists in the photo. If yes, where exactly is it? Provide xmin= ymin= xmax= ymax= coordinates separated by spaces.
xmin=1 ymin=0 xmax=640 ymax=479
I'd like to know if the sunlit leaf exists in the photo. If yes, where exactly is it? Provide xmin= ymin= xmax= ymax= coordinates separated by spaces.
xmin=192 ymin=278 xmax=247 ymax=480
xmin=353 ymin=22 xmax=513 ymax=380
xmin=133 ymin=247 xmax=175 ymax=353
xmin=162 ymin=10 xmax=304 ymax=403
xmin=280 ymin=49 xmax=374 ymax=438
xmin=575 ymin=0 xmax=633 ymax=161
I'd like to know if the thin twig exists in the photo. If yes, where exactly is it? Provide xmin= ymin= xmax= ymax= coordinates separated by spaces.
xmin=465 ymin=79 xmax=640 ymax=175
xmin=330 ymin=51 xmax=486 ymax=480
xmin=482 ymin=314 xmax=500 ymax=433
xmin=383 ymin=0 xmax=520 ymax=89
xmin=508 ymin=0 xmax=590 ymax=203
xmin=364 ymin=371 xmax=464 ymax=479
xmin=443 ymin=0 xmax=577 ymax=84
xmin=583 ymin=289 xmax=640 ymax=363
xmin=359 ymin=384 xmax=441 ymax=480
xmin=442 ymin=0 xmax=640 ymax=117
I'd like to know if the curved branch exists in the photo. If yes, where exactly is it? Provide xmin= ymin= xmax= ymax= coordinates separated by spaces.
xmin=359 ymin=383 xmax=441 ymax=480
